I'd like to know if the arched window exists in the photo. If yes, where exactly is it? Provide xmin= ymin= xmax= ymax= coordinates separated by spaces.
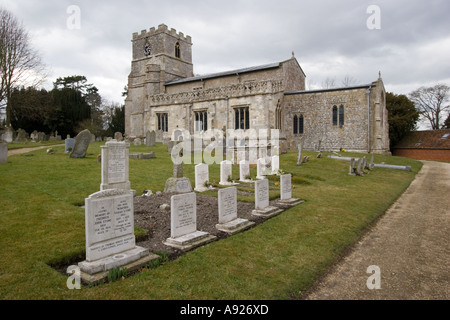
xmin=175 ymin=42 xmax=181 ymax=58
xmin=339 ymin=105 xmax=344 ymax=126
xmin=299 ymin=115 xmax=304 ymax=134
xmin=293 ymin=114 xmax=304 ymax=134
xmin=332 ymin=106 xmax=338 ymax=126
xmin=293 ymin=115 xmax=298 ymax=134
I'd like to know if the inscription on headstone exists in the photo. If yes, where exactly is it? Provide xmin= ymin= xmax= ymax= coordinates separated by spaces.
xmin=170 ymin=192 xmax=197 ymax=238
xmin=100 ymin=141 xmax=131 ymax=191
xmin=218 ymin=187 xmax=238 ymax=224
xmin=84 ymin=190 xmax=135 ymax=261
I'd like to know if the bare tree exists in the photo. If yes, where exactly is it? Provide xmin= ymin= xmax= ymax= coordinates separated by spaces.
xmin=341 ymin=75 xmax=358 ymax=87
xmin=409 ymin=84 xmax=450 ymax=130
xmin=0 ymin=8 xmax=47 ymax=126
xmin=321 ymin=77 xmax=336 ymax=89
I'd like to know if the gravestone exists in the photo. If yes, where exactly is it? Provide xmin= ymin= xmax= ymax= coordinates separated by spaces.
xmin=129 ymin=152 xmax=156 ymax=159
xmin=256 ymin=158 xmax=271 ymax=179
xmin=14 ymin=128 xmax=28 ymax=143
xmin=65 ymin=138 xmax=75 ymax=153
xmin=296 ymin=141 xmax=303 ymax=166
xmin=252 ymin=179 xmax=283 ymax=217
xmin=100 ymin=140 xmax=131 ymax=192
xmin=133 ymin=138 xmax=142 ymax=146
xmin=78 ymin=189 xmax=157 ymax=282
xmin=216 ymin=187 xmax=254 ymax=234
xmin=219 ymin=160 xmax=236 ymax=185
xmin=271 ymin=155 xmax=279 ymax=174
xmin=194 ymin=163 xmax=210 ymax=192
xmin=278 ymin=174 xmax=303 ymax=206
xmin=164 ymin=192 xmax=216 ymax=251
xmin=70 ymin=129 xmax=92 ymax=158
xmin=3 ymin=127 xmax=13 ymax=143
xmin=239 ymin=160 xmax=252 ymax=182
xmin=146 ymin=130 xmax=156 ymax=147
xmin=349 ymin=158 xmax=356 ymax=175
xmin=114 ymin=132 xmax=124 ymax=141
xmin=369 ymin=154 xmax=375 ymax=170
xmin=164 ymin=163 xmax=193 ymax=193
xmin=356 ymin=158 xmax=364 ymax=176
xmin=0 ymin=143 xmax=7 ymax=164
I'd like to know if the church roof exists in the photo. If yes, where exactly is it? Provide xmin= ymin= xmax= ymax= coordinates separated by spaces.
xmin=284 ymin=84 xmax=372 ymax=95
xmin=165 ymin=62 xmax=281 ymax=85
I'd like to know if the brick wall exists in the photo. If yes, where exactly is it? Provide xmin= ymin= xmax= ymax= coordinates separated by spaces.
xmin=393 ymin=148 xmax=450 ymax=161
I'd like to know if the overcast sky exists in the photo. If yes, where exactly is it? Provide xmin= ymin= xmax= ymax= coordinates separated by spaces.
xmin=2 ymin=0 xmax=450 ymax=116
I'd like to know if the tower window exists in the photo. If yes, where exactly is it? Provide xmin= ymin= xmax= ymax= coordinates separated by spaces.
xmin=157 ymin=113 xmax=168 ymax=132
xmin=175 ymin=42 xmax=181 ymax=58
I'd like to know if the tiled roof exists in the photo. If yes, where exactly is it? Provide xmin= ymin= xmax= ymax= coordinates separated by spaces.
xmin=165 ymin=62 xmax=281 ymax=85
xmin=394 ymin=129 xmax=450 ymax=149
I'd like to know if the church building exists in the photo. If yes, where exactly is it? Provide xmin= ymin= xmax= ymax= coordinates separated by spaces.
xmin=125 ymin=24 xmax=390 ymax=155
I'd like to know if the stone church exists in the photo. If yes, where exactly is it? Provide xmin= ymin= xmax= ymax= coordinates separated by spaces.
xmin=125 ymin=24 xmax=390 ymax=155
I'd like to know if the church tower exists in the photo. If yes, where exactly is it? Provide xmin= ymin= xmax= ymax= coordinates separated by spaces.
xmin=125 ymin=24 xmax=194 ymax=137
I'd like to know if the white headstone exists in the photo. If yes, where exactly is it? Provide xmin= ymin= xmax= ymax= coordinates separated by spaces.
xmin=218 ymin=187 xmax=238 ymax=224
xmin=164 ymin=193 xmax=217 ymax=250
xmin=254 ymin=179 xmax=269 ymax=210
xmin=100 ymin=141 xmax=131 ymax=191
xmin=280 ymin=174 xmax=292 ymax=200
xmin=252 ymin=177 xmax=284 ymax=217
xmin=170 ymin=192 xmax=197 ymax=238
xmin=194 ymin=163 xmax=209 ymax=192
xmin=216 ymin=187 xmax=255 ymax=234
xmin=83 ymin=189 xmax=135 ymax=261
xmin=78 ymin=189 xmax=151 ymax=276
xmin=239 ymin=160 xmax=251 ymax=182
xmin=271 ymin=155 xmax=279 ymax=174
xmin=220 ymin=160 xmax=233 ymax=185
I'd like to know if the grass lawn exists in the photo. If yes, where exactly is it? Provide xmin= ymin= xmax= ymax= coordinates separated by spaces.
xmin=0 ymin=142 xmax=422 ymax=299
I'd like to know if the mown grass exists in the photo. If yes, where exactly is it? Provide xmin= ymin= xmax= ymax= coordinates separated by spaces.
xmin=0 ymin=142 xmax=422 ymax=299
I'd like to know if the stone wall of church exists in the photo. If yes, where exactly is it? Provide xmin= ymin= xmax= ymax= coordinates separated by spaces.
xmin=283 ymin=87 xmax=372 ymax=153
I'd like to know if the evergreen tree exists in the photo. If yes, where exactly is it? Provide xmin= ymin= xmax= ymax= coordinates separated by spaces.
xmin=386 ymin=92 xmax=420 ymax=149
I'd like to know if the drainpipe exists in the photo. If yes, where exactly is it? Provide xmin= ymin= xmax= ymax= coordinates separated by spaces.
xmin=366 ymin=84 xmax=373 ymax=153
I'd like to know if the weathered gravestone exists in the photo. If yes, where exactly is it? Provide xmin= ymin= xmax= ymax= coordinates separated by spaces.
xmin=278 ymin=174 xmax=303 ymax=206
xmin=194 ymin=163 xmax=210 ymax=192
xmin=296 ymin=141 xmax=303 ymax=166
xmin=70 ymin=129 xmax=92 ymax=158
xmin=164 ymin=192 xmax=216 ymax=251
xmin=256 ymin=157 xmax=272 ymax=180
xmin=146 ymin=130 xmax=156 ymax=147
xmin=0 ymin=143 xmax=7 ymax=164
xmin=114 ymin=132 xmax=124 ymax=141
xmin=3 ymin=127 xmax=13 ymax=143
xmin=215 ymin=187 xmax=254 ymax=234
xmin=65 ymin=138 xmax=75 ymax=153
xmin=78 ymin=189 xmax=157 ymax=283
xmin=164 ymin=163 xmax=193 ymax=193
xmin=100 ymin=140 xmax=131 ymax=192
xmin=252 ymin=179 xmax=283 ymax=218
xmin=349 ymin=158 xmax=356 ymax=175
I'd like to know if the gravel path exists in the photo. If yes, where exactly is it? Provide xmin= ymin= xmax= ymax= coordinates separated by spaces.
xmin=303 ymin=160 xmax=450 ymax=300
